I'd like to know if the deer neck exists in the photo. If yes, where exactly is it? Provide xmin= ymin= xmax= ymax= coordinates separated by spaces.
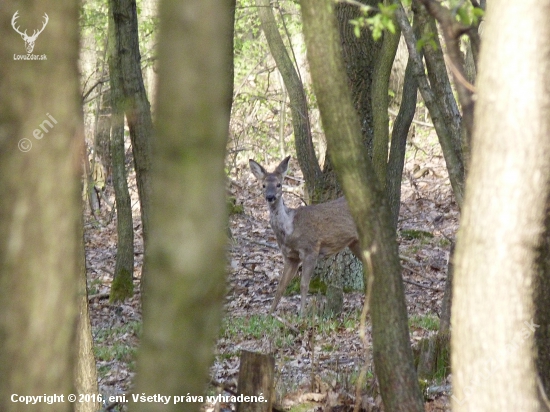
xmin=268 ymin=196 xmax=294 ymax=244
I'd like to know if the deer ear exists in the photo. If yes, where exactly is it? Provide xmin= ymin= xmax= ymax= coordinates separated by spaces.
xmin=249 ymin=159 xmax=266 ymax=180
xmin=276 ymin=156 xmax=291 ymax=176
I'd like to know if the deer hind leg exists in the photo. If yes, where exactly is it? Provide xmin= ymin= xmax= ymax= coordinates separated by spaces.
xmin=270 ymin=257 xmax=300 ymax=314
xmin=299 ymin=253 xmax=319 ymax=316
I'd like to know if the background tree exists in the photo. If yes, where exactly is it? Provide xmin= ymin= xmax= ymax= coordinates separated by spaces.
xmin=0 ymin=0 xmax=84 ymax=409
xmin=109 ymin=0 xmax=154 ymax=291
xmin=108 ymin=0 xmax=136 ymax=302
xmin=452 ymin=0 xmax=550 ymax=410
xmin=133 ymin=0 xmax=235 ymax=410
xmin=300 ymin=0 xmax=424 ymax=410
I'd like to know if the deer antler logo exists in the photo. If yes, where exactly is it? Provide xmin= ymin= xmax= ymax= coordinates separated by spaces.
xmin=11 ymin=11 xmax=49 ymax=54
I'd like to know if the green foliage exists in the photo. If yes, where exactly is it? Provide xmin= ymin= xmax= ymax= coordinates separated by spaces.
xmin=401 ymin=229 xmax=434 ymax=240
xmin=93 ymin=320 xmax=142 ymax=372
xmin=349 ymin=3 xmax=397 ymax=41
xmin=229 ymin=0 xmax=310 ymax=166
xmin=409 ymin=314 xmax=440 ymax=331
xmin=416 ymin=31 xmax=438 ymax=52
xmin=221 ymin=314 xmax=283 ymax=340
xmin=80 ymin=0 xmax=108 ymax=44
xmin=444 ymin=0 xmax=484 ymax=26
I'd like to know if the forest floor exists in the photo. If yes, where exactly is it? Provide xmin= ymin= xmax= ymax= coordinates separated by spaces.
xmin=85 ymin=131 xmax=458 ymax=411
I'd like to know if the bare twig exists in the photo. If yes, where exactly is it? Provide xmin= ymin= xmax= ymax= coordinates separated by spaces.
xmin=388 ymin=109 xmax=434 ymax=128
xmin=403 ymin=278 xmax=442 ymax=292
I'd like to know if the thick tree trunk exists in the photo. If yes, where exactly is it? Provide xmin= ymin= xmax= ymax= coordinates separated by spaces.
xmin=335 ymin=0 xmax=381 ymax=155
xmin=110 ymin=0 xmax=154 ymax=290
xmin=133 ymin=0 xmax=234 ymax=410
xmin=108 ymin=1 xmax=135 ymax=302
xmin=300 ymin=1 xmax=424 ymax=410
xmin=451 ymin=1 xmax=550 ymax=410
xmin=0 ymin=0 xmax=82 ymax=409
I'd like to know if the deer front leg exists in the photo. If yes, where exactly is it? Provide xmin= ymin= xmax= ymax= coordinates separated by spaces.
xmin=299 ymin=254 xmax=318 ymax=316
xmin=270 ymin=257 xmax=300 ymax=314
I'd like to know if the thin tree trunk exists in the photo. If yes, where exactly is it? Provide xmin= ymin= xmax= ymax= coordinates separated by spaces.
xmin=110 ymin=0 xmax=154 ymax=290
xmin=386 ymin=30 xmax=419 ymax=230
xmin=372 ymin=7 xmax=401 ymax=188
xmin=108 ymin=0 xmax=135 ymax=302
xmin=300 ymin=1 xmax=424 ymax=410
xmin=0 ymin=1 xmax=82 ymax=409
xmin=133 ymin=0 xmax=234 ymax=410
xmin=452 ymin=1 xmax=550 ymax=410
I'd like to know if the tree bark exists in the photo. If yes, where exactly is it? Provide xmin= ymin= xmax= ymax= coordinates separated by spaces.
xmin=451 ymin=1 xmax=550 ymax=410
xmin=110 ymin=0 xmax=154 ymax=290
xmin=335 ymin=0 xmax=381 ymax=155
xmin=0 ymin=0 xmax=82 ymax=409
xmin=133 ymin=0 xmax=234 ymax=410
xmin=108 ymin=0 xmax=135 ymax=302
xmin=300 ymin=1 xmax=424 ymax=410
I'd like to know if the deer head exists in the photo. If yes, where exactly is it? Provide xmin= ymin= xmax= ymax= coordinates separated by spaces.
xmin=12 ymin=11 xmax=49 ymax=54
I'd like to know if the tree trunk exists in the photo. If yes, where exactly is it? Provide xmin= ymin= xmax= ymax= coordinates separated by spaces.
xmin=535 ymin=200 xmax=550 ymax=397
xmin=451 ymin=1 xmax=550 ymax=410
xmin=0 ymin=0 xmax=82 ymax=409
xmin=255 ymin=0 xmax=324 ymax=200
xmin=335 ymin=0 xmax=381 ymax=155
xmin=386 ymin=29 xmax=419 ymax=230
xmin=300 ymin=1 xmax=424 ymax=410
xmin=415 ymin=3 xmax=463 ymax=171
xmin=75 ymin=232 xmax=100 ymax=412
xmin=133 ymin=0 xmax=234 ymax=410
xmin=372 ymin=6 xmax=401 ymax=188
xmin=108 ymin=0 xmax=135 ymax=302
xmin=236 ymin=351 xmax=274 ymax=412
xmin=110 ymin=0 xmax=154 ymax=290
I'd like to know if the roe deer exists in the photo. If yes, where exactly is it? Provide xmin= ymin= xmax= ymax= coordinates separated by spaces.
xmin=249 ymin=156 xmax=361 ymax=315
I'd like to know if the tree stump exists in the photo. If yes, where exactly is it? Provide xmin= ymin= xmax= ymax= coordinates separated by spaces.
xmin=236 ymin=350 xmax=275 ymax=412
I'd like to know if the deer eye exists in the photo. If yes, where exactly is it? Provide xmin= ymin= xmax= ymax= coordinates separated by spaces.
xmin=277 ymin=183 xmax=281 ymax=188
xmin=262 ymin=184 xmax=266 ymax=188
